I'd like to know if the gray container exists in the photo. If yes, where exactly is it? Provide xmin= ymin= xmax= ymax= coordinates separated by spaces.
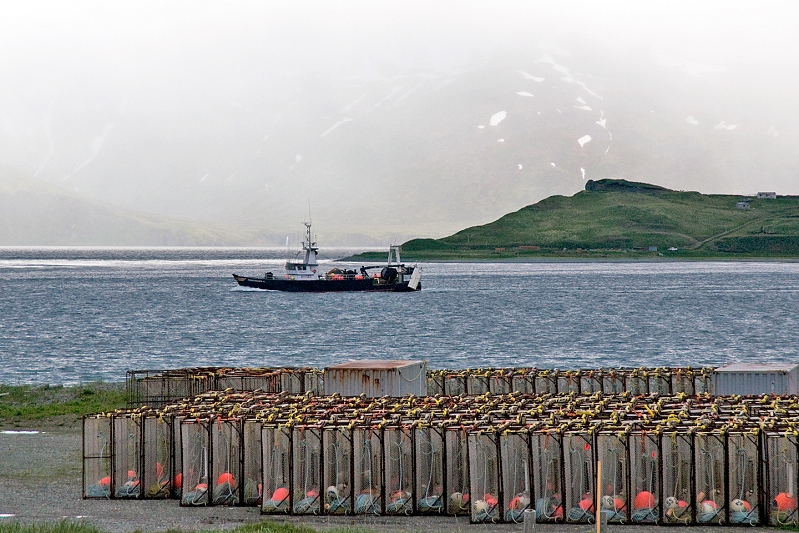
xmin=713 ymin=363 xmax=799 ymax=396
xmin=324 ymin=360 xmax=427 ymax=397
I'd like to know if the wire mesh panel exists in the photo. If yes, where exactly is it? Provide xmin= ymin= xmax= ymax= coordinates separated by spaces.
xmin=563 ymin=432 xmax=595 ymax=523
xmin=112 ymin=415 xmax=143 ymax=499
xmin=353 ymin=427 xmax=382 ymax=514
xmin=661 ymin=432 xmax=694 ymax=524
xmin=695 ymin=432 xmax=727 ymax=524
xmin=322 ymin=426 xmax=352 ymax=515
xmin=385 ymin=426 xmax=414 ymax=515
xmin=648 ymin=369 xmax=672 ymax=395
xmin=671 ymin=369 xmax=696 ymax=395
xmin=535 ymin=371 xmax=558 ymax=395
xmin=468 ymin=431 xmax=501 ymax=523
xmin=443 ymin=373 xmax=467 ymax=396
xmin=511 ymin=370 xmax=535 ymax=394
xmin=627 ymin=370 xmax=649 ymax=396
xmin=500 ymin=431 xmax=532 ymax=523
xmin=415 ymin=426 xmax=444 ymax=514
xmin=531 ymin=431 xmax=564 ymax=523
xmin=292 ymin=426 xmax=322 ymax=514
xmin=304 ymin=369 xmax=324 ymax=396
xmin=628 ymin=431 xmax=659 ymax=523
xmin=581 ymin=371 xmax=603 ymax=395
xmin=83 ymin=415 xmax=113 ymax=498
xmin=466 ymin=373 xmax=490 ymax=395
xmin=727 ymin=432 xmax=760 ymax=525
xmin=426 ymin=372 xmax=445 ymax=396
xmin=445 ymin=426 xmax=470 ymax=515
xmin=489 ymin=371 xmax=513 ymax=395
xmin=281 ymin=370 xmax=305 ymax=394
xmin=261 ymin=425 xmax=291 ymax=513
xmin=558 ymin=371 xmax=580 ymax=395
xmin=602 ymin=371 xmax=625 ymax=394
xmin=210 ymin=418 xmax=241 ymax=505
xmin=597 ymin=432 xmax=628 ymax=523
xmin=142 ymin=414 xmax=173 ymax=499
xmin=765 ymin=432 xmax=799 ymax=526
xmin=242 ymin=420 xmax=262 ymax=506
xmin=181 ymin=418 xmax=211 ymax=506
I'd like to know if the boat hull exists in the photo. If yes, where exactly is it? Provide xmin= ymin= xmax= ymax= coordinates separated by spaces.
xmin=232 ymin=274 xmax=420 ymax=292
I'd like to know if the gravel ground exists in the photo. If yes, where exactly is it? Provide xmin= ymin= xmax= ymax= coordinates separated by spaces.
xmin=0 ymin=421 xmax=772 ymax=533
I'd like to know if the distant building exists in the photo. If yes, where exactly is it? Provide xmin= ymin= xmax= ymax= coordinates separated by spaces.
xmin=757 ymin=192 xmax=777 ymax=199
xmin=736 ymin=201 xmax=750 ymax=209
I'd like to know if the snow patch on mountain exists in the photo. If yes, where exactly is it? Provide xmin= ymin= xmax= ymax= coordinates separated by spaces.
xmin=767 ymin=126 xmax=779 ymax=137
xmin=321 ymin=118 xmax=353 ymax=138
xmin=574 ymin=105 xmax=592 ymax=111
xmin=517 ymin=91 xmax=534 ymax=97
xmin=578 ymin=135 xmax=592 ymax=147
xmin=490 ymin=111 xmax=507 ymax=126
xmin=714 ymin=121 xmax=739 ymax=131
xmin=686 ymin=116 xmax=699 ymax=125
xmin=516 ymin=70 xmax=544 ymax=82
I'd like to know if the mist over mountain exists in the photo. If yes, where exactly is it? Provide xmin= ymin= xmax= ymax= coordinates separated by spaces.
xmin=1 ymin=2 xmax=797 ymax=246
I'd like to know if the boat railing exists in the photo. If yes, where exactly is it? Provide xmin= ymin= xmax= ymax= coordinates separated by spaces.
xmin=325 ymin=273 xmax=367 ymax=281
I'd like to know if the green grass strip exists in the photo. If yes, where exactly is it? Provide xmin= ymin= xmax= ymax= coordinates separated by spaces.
xmin=0 ymin=382 xmax=127 ymax=421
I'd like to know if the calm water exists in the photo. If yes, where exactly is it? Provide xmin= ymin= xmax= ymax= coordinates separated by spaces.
xmin=1 ymin=248 xmax=798 ymax=385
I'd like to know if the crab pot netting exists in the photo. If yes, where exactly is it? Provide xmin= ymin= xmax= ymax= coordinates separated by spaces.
xmin=415 ymin=426 xmax=445 ymax=514
xmin=727 ymin=432 xmax=761 ymax=525
xmin=210 ymin=418 xmax=242 ymax=506
xmin=291 ymin=426 xmax=322 ymax=514
xmin=581 ymin=372 xmax=603 ymax=395
xmin=488 ymin=373 xmax=513 ymax=395
xmin=511 ymin=372 xmax=535 ymax=394
xmin=261 ymin=425 xmax=291 ymax=514
xmin=596 ymin=432 xmax=629 ymax=523
xmin=661 ymin=432 xmax=694 ymax=524
xmin=535 ymin=372 xmax=558 ymax=395
xmin=602 ymin=372 xmax=625 ymax=395
xmin=280 ymin=371 xmax=305 ymax=394
xmin=531 ymin=431 xmax=564 ymax=523
xmin=304 ymin=370 xmax=324 ymax=396
xmin=142 ymin=415 xmax=174 ymax=499
xmin=180 ymin=419 xmax=212 ymax=506
xmin=242 ymin=420 xmax=263 ymax=505
xmin=765 ymin=432 xmax=799 ymax=526
xmin=563 ymin=432 xmax=595 ymax=524
xmin=558 ymin=372 xmax=580 ymax=395
xmin=353 ymin=427 xmax=383 ymax=514
xmin=500 ymin=431 xmax=533 ymax=523
xmin=323 ymin=426 xmax=353 ymax=515
xmin=443 ymin=374 xmax=467 ymax=396
xmin=694 ymin=432 xmax=727 ymax=524
xmin=171 ymin=416 xmax=185 ymax=499
xmin=111 ymin=415 xmax=143 ymax=499
xmin=627 ymin=372 xmax=649 ymax=396
xmin=466 ymin=374 xmax=490 ymax=395
xmin=467 ymin=431 xmax=501 ymax=523
xmin=628 ymin=431 xmax=660 ymax=523
xmin=216 ymin=372 xmax=277 ymax=393
xmin=648 ymin=371 xmax=672 ymax=395
xmin=384 ymin=426 xmax=414 ymax=515
xmin=671 ymin=370 xmax=696 ymax=395
xmin=444 ymin=427 xmax=470 ymax=515
xmin=426 ymin=373 xmax=445 ymax=396
xmin=83 ymin=416 xmax=113 ymax=498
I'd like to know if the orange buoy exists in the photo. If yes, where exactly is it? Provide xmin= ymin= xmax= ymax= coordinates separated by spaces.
xmin=306 ymin=489 xmax=319 ymax=498
xmin=634 ymin=491 xmax=655 ymax=509
xmin=484 ymin=493 xmax=498 ymax=506
xmin=174 ymin=473 xmax=183 ymax=488
xmin=195 ymin=482 xmax=208 ymax=490
xmin=127 ymin=470 xmax=137 ymax=479
xmin=99 ymin=476 xmax=111 ymax=486
xmin=272 ymin=487 xmax=289 ymax=501
xmin=579 ymin=498 xmax=594 ymax=511
xmin=509 ymin=496 xmax=522 ymax=510
xmin=775 ymin=492 xmax=798 ymax=511
xmin=216 ymin=472 xmax=235 ymax=486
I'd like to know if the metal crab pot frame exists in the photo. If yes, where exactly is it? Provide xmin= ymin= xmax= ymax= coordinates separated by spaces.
xmin=444 ymin=426 xmax=470 ymax=515
xmin=628 ymin=431 xmax=660 ymax=524
xmin=602 ymin=372 xmax=625 ymax=395
xmin=242 ymin=420 xmax=263 ymax=506
xmin=500 ymin=430 xmax=533 ymax=523
xmin=531 ymin=431 xmax=564 ymax=523
xmin=661 ymin=431 xmax=695 ymax=525
xmin=558 ymin=372 xmax=581 ymax=395
xmin=672 ymin=370 xmax=697 ymax=395
xmin=384 ymin=425 xmax=415 ymax=515
xmin=323 ymin=426 xmax=353 ymax=515
xmin=426 ymin=372 xmax=445 ymax=396
xmin=216 ymin=371 xmax=278 ymax=393
xmin=261 ymin=424 xmax=291 ymax=514
xmin=535 ymin=372 xmax=558 ymax=395
xmin=112 ymin=414 xmax=143 ymax=499
xmin=443 ymin=374 xmax=467 ymax=396
xmin=180 ymin=418 xmax=212 ymax=506
xmin=291 ymin=426 xmax=323 ymax=514
xmin=466 ymin=373 xmax=490 ymax=396
xmin=141 ymin=414 xmax=175 ymax=499
xmin=304 ymin=369 xmax=325 ymax=396
xmin=581 ymin=371 xmax=603 ymax=395
xmin=597 ymin=432 xmax=629 ymax=523
xmin=489 ymin=372 xmax=514 ymax=395
xmin=511 ymin=371 xmax=535 ymax=394
xmin=694 ymin=431 xmax=727 ymax=524
xmin=467 ymin=430 xmax=501 ymax=523
xmin=210 ymin=417 xmax=243 ymax=506
xmin=563 ymin=431 xmax=595 ymax=523
xmin=415 ymin=425 xmax=445 ymax=514
xmin=764 ymin=431 xmax=799 ymax=526
xmin=353 ymin=426 xmax=383 ymax=514
xmin=83 ymin=415 xmax=113 ymax=499
xmin=627 ymin=372 xmax=649 ymax=396
xmin=648 ymin=370 xmax=672 ymax=396
xmin=727 ymin=432 xmax=762 ymax=525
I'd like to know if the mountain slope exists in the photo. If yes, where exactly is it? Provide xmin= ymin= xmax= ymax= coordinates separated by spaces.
xmin=400 ymin=179 xmax=799 ymax=257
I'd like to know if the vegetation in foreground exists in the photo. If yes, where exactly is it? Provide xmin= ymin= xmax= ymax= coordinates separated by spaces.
xmin=0 ymin=382 xmax=127 ymax=426
xmin=349 ymin=179 xmax=799 ymax=261
xmin=0 ymin=520 xmax=377 ymax=533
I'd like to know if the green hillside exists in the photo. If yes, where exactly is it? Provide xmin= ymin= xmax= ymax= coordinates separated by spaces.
xmin=396 ymin=179 xmax=799 ymax=259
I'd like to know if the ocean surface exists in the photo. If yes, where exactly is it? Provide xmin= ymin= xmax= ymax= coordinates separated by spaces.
xmin=1 ymin=248 xmax=798 ymax=385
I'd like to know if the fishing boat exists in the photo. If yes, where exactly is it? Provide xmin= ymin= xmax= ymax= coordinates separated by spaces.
xmin=232 ymin=222 xmax=422 ymax=292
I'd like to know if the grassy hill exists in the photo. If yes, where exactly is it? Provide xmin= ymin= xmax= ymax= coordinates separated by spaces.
xmin=388 ymin=179 xmax=799 ymax=259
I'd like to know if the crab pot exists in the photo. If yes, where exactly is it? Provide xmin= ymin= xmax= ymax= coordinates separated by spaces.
xmin=628 ymin=431 xmax=660 ymax=523
xmin=112 ymin=414 xmax=143 ymax=499
xmin=280 ymin=370 xmax=305 ymax=394
xmin=601 ymin=371 xmax=625 ymax=394
xmin=581 ymin=371 xmax=603 ymax=395
xmin=292 ymin=426 xmax=322 ymax=514
xmin=466 ymin=373 xmax=490 ymax=395
xmin=563 ymin=432 xmax=595 ymax=523
xmin=261 ymin=425 xmax=291 ymax=514
xmin=489 ymin=371 xmax=513 ymax=395
xmin=671 ymin=369 xmax=696 ymax=395
xmin=511 ymin=371 xmax=535 ymax=394
xmin=180 ymin=418 xmax=212 ymax=506
xmin=415 ymin=426 xmax=445 ymax=514
xmin=661 ymin=432 xmax=694 ymax=525
xmin=304 ymin=369 xmax=324 ymax=396
xmin=142 ymin=414 xmax=174 ymax=499
xmin=210 ymin=418 xmax=242 ymax=505
xmin=172 ymin=416 xmax=185 ymax=499
xmin=242 ymin=419 xmax=262 ymax=506
xmin=468 ymin=431 xmax=501 ymax=523
xmin=216 ymin=369 xmax=277 ymax=393
xmin=384 ymin=426 xmax=414 ymax=515
xmin=353 ymin=426 xmax=383 ymax=514
xmin=444 ymin=426 xmax=470 ymax=515
xmin=557 ymin=372 xmax=580 ymax=395
xmin=531 ymin=431 xmax=564 ymax=523
xmin=648 ymin=370 xmax=672 ymax=395
xmin=535 ymin=372 xmax=558 ymax=395
xmin=694 ymin=432 xmax=727 ymax=524
xmin=627 ymin=371 xmax=649 ymax=396
xmin=695 ymin=369 xmax=713 ymax=394
xmin=83 ymin=415 xmax=113 ymax=498
xmin=322 ymin=426 xmax=352 ymax=515
xmin=764 ymin=432 xmax=799 ymax=526
xmin=596 ymin=432 xmax=629 ymax=523
xmin=443 ymin=373 xmax=467 ymax=396
xmin=727 ymin=432 xmax=761 ymax=525
xmin=426 ymin=372 xmax=445 ymax=396
xmin=500 ymin=430 xmax=532 ymax=523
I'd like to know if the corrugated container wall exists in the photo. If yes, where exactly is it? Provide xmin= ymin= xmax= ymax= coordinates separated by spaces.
xmin=713 ymin=363 xmax=799 ymax=396
xmin=324 ymin=360 xmax=427 ymax=397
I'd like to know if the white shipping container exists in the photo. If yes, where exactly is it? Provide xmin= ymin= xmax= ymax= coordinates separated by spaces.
xmin=324 ymin=360 xmax=427 ymax=397
xmin=713 ymin=363 xmax=799 ymax=396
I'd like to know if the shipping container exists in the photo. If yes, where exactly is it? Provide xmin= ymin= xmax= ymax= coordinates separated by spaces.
xmin=713 ymin=363 xmax=799 ymax=396
xmin=324 ymin=360 xmax=427 ymax=397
